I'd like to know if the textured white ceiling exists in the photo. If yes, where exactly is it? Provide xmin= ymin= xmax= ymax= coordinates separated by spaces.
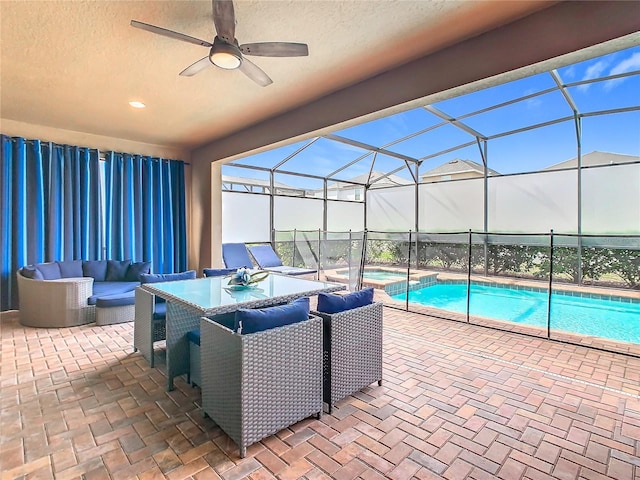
xmin=1 ymin=0 xmax=548 ymax=150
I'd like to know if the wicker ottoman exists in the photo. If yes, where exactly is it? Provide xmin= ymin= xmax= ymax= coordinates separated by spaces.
xmin=95 ymin=291 xmax=136 ymax=325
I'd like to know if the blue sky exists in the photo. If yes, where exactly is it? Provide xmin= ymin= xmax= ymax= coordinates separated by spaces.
xmin=227 ymin=45 xmax=640 ymax=186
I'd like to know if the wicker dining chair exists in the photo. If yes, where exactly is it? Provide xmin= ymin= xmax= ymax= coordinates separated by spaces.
xmin=200 ymin=313 xmax=323 ymax=458
xmin=312 ymin=301 xmax=383 ymax=412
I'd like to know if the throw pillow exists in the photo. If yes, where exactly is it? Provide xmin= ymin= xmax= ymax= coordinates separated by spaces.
xmin=21 ymin=265 xmax=44 ymax=280
xmin=125 ymin=261 xmax=152 ymax=281
xmin=316 ymin=287 xmax=374 ymax=314
xmin=106 ymin=259 xmax=132 ymax=281
xmin=234 ymin=297 xmax=310 ymax=334
xmin=57 ymin=260 xmax=83 ymax=278
xmin=35 ymin=262 xmax=62 ymax=280
xmin=82 ymin=260 xmax=108 ymax=282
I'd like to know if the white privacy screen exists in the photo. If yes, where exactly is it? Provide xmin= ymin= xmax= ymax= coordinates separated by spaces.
xmin=582 ymin=163 xmax=640 ymax=234
xmin=367 ymin=186 xmax=415 ymax=231
xmin=419 ymin=179 xmax=484 ymax=231
xmin=488 ymin=170 xmax=578 ymax=233
xmin=327 ymin=201 xmax=364 ymax=231
xmin=222 ymin=192 xmax=270 ymax=242
xmin=274 ymin=197 xmax=323 ymax=231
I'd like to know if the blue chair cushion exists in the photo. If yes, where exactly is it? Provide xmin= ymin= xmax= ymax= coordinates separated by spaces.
xmin=222 ymin=243 xmax=254 ymax=269
xmin=88 ymin=282 xmax=139 ymax=305
xmin=125 ymin=261 xmax=152 ymax=281
xmin=106 ymin=260 xmax=132 ymax=281
xmin=57 ymin=260 xmax=83 ymax=278
xmin=187 ymin=329 xmax=200 ymax=346
xmin=203 ymin=268 xmax=236 ymax=277
xmin=316 ymin=287 xmax=374 ymax=314
xmin=248 ymin=244 xmax=283 ymax=268
xmin=95 ymin=291 xmax=136 ymax=308
xmin=234 ymin=297 xmax=310 ymax=335
xmin=139 ymin=270 xmax=197 ymax=284
xmin=83 ymin=260 xmax=108 ymax=282
xmin=153 ymin=302 xmax=167 ymax=320
xmin=20 ymin=265 xmax=44 ymax=280
xmin=35 ymin=262 xmax=62 ymax=280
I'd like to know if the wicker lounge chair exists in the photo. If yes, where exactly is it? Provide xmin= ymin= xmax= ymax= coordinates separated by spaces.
xmin=312 ymin=301 xmax=383 ymax=412
xmin=221 ymin=243 xmax=254 ymax=269
xmin=248 ymin=244 xmax=317 ymax=276
xmin=200 ymin=314 xmax=323 ymax=458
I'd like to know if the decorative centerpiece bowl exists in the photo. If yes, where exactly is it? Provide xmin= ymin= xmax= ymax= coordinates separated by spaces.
xmin=225 ymin=267 xmax=269 ymax=290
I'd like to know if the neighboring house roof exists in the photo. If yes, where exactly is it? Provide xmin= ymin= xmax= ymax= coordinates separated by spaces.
xmin=420 ymin=159 xmax=500 ymax=179
xmin=542 ymin=151 xmax=640 ymax=170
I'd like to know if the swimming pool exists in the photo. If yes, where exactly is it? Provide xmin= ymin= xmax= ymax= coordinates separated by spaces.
xmin=392 ymin=283 xmax=640 ymax=344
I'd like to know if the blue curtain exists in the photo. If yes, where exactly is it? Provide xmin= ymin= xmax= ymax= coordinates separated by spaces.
xmin=104 ymin=152 xmax=187 ymax=274
xmin=0 ymin=136 xmax=102 ymax=310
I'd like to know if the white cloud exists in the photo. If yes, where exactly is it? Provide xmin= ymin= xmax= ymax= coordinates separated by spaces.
xmin=577 ymin=60 xmax=609 ymax=92
xmin=604 ymin=52 xmax=640 ymax=91
xmin=562 ymin=66 xmax=576 ymax=80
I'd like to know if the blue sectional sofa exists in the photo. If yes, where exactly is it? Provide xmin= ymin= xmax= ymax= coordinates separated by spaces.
xmin=17 ymin=259 xmax=151 ymax=327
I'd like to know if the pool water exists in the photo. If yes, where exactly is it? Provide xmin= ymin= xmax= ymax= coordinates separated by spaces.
xmin=392 ymin=283 xmax=640 ymax=344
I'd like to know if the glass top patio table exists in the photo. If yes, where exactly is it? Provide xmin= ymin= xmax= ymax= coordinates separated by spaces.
xmin=140 ymin=274 xmax=346 ymax=315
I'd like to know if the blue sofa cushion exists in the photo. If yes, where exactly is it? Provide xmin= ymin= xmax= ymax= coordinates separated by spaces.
xmin=125 ymin=261 xmax=152 ymax=281
xmin=187 ymin=329 xmax=200 ymax=346
xmin=235 ymin=297 xmax=310 ymax=335
xmin=20 ymin=265 xmax=44 ymax=280
xmin=88 ymin=281 xmax=139 ymax=305
xmin=153 ymin=302 xmax=167 ymax=320
xmin=95 ymin=291 xmax=136 ymax=308
xmin=203 ymin=268 xmax=236 ymax=277
xmin=106 ymin=260 xmax=132 ymax=281
xmin=317 ymin=287 xmax=374 ymax=314
xmin=35 ymin=262 xmax=62 ymax=280
xmin=57 ymin=260 xmax=83 ymax=278
xmin=83 ymin=260 xmax=108 ymax=282
xmin=139 ymin=270 xmax=197 ymax=284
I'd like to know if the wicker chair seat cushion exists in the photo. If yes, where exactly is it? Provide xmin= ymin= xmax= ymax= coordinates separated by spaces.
xmin=88 ymin=282 xmax=140 ymax=305
xmin=152 ymin=302 xmax=166 ymax=320
xmin=235 ymin=297 xmax=310 ymax=334
xmin=187 ymin=329 xmax=200 ymax=346
xmin=203 ymin=267 xmax=236 ymax=277
xmin=95 ymin=291 xmax=136 ymax=308
xmin=317 ymin=287 xmax=374 ymax=314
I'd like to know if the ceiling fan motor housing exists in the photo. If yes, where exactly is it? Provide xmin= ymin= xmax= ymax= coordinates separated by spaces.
xmin=209 ymin=37 xmax=242 ymax=69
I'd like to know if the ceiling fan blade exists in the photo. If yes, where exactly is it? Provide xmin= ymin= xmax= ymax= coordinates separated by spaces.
xmin=212 ymin=0 xmax=236 ymax=43
xmin=179 ymin=56 xmax=211 ymax=76
xmin=239 ymin=42 xmax=309 ymax=57
xmin=238 ymin=58 xmax=273 ymax=87
xmin=131 ymin=20 xmax=212 ymax=47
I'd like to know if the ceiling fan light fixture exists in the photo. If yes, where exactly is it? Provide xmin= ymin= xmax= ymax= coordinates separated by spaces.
xmin=210 ymin=40 xmax=242 ymax=69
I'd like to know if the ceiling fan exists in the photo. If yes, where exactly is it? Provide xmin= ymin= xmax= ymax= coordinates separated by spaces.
xmin=131 ymin=0 xmax=309 ymax=87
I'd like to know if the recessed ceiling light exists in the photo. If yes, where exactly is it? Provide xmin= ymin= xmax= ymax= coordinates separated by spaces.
xmin=129 ymin=101 xmax=146 ymax=109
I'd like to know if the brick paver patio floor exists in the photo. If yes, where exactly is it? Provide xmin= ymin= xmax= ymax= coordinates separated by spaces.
xmin=1 ymin=308 xmax=639 ymax=479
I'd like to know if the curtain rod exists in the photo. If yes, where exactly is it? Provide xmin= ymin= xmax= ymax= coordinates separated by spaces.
xmin=9 ymin=137 xmax=189 ymax=165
